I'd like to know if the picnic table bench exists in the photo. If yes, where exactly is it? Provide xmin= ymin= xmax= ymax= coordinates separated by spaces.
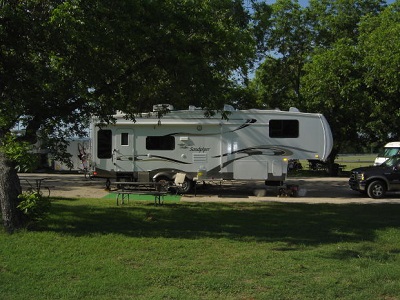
xmin=115 ymin=182 xmax=168 ymax=205
xmin=20 ymin=177 xmax=52 ymax=197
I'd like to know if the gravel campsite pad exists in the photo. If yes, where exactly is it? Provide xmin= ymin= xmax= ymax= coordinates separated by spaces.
xmin=18 ymin=173 xmax=400 ymax=204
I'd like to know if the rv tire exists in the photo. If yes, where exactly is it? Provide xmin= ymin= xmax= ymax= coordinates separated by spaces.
xmin=179 ymin=179 xmax=193 ymax=194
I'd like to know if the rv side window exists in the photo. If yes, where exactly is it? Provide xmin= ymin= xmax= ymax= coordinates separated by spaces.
xmin=269 ymin=120 xmax=299 ymax=138
xmin=97 ymin=129 xmax=112 ymax=158
xmin=121 ymin=133 xmax=129 ymax=146
xmin=146 ymin=136 xmax=175 ymax=150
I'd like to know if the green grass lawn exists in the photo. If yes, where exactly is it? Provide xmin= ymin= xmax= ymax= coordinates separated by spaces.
xmin=291 ymin=154 xmax=377 ymax=177
xmin=335 ymin=154 xmax=377 ymax=170
xmin=2 ymin=197 xmax=400 ymax=299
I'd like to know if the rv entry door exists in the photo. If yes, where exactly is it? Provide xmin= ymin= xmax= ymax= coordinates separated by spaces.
xmin=113 ymin=129 xmax=134 ymax=172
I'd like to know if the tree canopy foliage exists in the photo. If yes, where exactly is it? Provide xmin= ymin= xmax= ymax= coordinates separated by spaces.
xmin=358 ymin=2 xmax=400 ymax=141
xmin=251 ymin=0 xmax=311 ymax=109
xmin=251 ymin=0 xmax=400 ymax=155
xmin=0 ymin=0 xmax=255 ymax=231
xmin=1 ymin=0 xmax=255 ymax=137
xmin=1 ymin=0 xmax=400 ymax=231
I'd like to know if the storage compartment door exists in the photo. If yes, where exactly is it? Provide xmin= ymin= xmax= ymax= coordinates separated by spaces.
xmin=233 ymin=156 xmax=267 ymax=180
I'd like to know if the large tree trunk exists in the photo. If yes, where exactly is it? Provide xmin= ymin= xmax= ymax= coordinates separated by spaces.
xmin=0 ymin=152 xmax=24 ymax=233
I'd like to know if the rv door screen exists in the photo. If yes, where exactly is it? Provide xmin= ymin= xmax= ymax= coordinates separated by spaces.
xmin=269 ymin=120 xmax=299 ymax=138
xmin=121 ymin=132 xmax=129 ymax=145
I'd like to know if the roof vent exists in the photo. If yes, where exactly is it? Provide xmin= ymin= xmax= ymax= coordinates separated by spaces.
xmin=153 ymin=104 xmax=174 ymax=112
xmin=223 ymin=104 xmax=235 ymax=111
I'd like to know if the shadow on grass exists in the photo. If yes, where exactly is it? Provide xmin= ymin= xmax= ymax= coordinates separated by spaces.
xmin=43 ymin=198 xmax=400 ymax=245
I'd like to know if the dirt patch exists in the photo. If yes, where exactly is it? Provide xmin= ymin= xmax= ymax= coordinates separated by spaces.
xmin=19 ymin=173 xmax=109 ymax=199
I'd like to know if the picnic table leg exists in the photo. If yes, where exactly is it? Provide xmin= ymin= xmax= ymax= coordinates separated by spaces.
xmin=116 ymin=193 xmax=129 ymax=205
xmin=154 ymin=194 xmax=160 ymax=205
xmin=154 ymin=193 xmax=164 ymax=205
xmin=125 ymin=194 xmax=129 ymax=204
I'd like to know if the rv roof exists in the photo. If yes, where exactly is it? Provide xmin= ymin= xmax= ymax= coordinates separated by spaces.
xmin=103 ymin=108 xmax=321 ymax=126
xmin=114 ymin=108 xmax=311 ymax=117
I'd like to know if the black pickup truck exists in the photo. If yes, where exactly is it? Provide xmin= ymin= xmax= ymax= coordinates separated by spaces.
xmin=349 ymin=155 xmax=400 ymax=199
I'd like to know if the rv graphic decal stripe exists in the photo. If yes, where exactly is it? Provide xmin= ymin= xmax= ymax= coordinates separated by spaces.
xmin=208 ymin=156 xmax=247 ymax=173
xmin=136 ymin=155 xmax=191 ymax=164
xmin=163 ymin=119 xmax=258 ymax=137
xmin=116 ymin=155 xmax=133 ymax=161
xmin=232 ymin=119 xmax=257 ymax=132
xmin=214 ymin=145 xmax=315 ymax=159
xmin=213 ymin=146 xmax=290 ymax=158
xmin=207 ymin=145 xmax=306 ymax=174
xmin=166 ymin=132 xmax=219 ymax=137
xmin=207 ymin=146 xmax=295 ymax=174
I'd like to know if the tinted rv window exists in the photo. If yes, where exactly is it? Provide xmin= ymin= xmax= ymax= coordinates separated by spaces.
xmin=146 ymin=136 xmax=175 ymax=150
xmin=269 ymin=120 xmax=299 ymax=138
xmin=97 ymin=130 xmax=112 ymax=158
xmin=121 ymin=133 xmax=129 ymax=146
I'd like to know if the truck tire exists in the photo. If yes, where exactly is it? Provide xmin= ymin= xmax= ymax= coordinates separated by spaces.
xmin=367 ymin=180 xmax=386 ymax=199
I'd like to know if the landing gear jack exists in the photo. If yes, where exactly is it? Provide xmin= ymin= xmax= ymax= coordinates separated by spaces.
xmin=105 ymin=179 xmax=111 ymax=190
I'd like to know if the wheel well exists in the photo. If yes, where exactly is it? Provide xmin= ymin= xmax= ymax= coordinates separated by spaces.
xmin=366 ymin=178 xmax=387 ymax=189
xmin=154 ymin=174 xmax=172 ymax=183
xmin=153 ymin=172 xmax=193 ymax=182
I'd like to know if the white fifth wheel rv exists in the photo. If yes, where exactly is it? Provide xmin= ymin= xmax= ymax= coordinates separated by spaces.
xmin=90 ymin=105 xmax=333 ymax=192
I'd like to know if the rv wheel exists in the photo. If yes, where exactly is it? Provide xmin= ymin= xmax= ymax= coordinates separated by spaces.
xmin=179 ymin=179 xmax=193 ymax=194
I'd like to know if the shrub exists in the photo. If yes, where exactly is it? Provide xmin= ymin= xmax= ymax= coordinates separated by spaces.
xmin=0 ymin=134 xmax=39 ymax=172
xmin=17 ymin=191 xmax=51 ymax=226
